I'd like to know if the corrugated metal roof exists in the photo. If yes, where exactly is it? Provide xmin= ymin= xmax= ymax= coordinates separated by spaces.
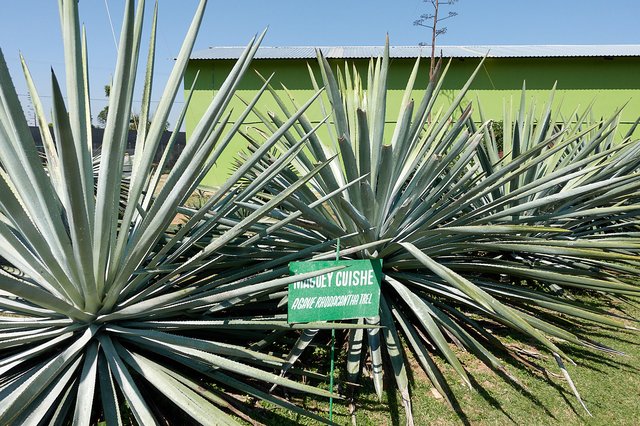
xmin=191 ymin=45 xmax=640 ymax=60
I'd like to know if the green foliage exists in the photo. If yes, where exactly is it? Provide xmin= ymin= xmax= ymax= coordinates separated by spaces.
xmin=96 ymin=84 xmax=169 ymax=130
xmin=236 ymin=40 xmax=640 ymax=423
xmin=96 ymin=84 xmax=111 ymax=127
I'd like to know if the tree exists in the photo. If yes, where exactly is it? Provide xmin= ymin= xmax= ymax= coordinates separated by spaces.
xmin=96 ymin=84 xmax=111 ymax=127
xmin=414 ymin=0 xmax=458 ymax=81
xmin=96 ymin=84 xmax=168 ymax=130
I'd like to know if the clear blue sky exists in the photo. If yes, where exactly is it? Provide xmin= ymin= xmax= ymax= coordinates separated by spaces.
xmin=1 ymin=0 xmax=639 ymax=130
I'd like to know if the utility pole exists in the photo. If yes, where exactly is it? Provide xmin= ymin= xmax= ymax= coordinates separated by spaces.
xmin=414 ymin=0 xmax=458 ymax=81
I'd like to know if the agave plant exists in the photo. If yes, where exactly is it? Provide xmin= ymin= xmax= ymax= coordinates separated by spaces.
xmin=0 ymin=1 xmax=377 ymax=424
xmin=233 ymin=42 xmax=640 ymax=422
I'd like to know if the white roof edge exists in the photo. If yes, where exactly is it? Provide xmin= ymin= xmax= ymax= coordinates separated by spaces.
xmin=191 ymin=45 xmax=640 ymax=60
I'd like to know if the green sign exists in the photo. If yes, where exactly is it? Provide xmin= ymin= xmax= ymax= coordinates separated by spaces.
xmin=288 ymin=259 xmax=383 ymax=323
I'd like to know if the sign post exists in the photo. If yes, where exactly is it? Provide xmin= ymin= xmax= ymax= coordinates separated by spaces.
xmin=288 ymin=256 xmax=383 ymax=421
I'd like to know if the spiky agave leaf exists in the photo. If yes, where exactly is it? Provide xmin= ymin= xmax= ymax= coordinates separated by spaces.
xmin=0 ymin=1 xmax=372 ymax=424
xmin=233 ymin=39 xmax=640 ymax=421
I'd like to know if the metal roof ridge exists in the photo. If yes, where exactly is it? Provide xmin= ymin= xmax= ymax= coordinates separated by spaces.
xmin=202 ymin=43 xmax=640 ymax=49
xmin=191 ymin=44 xmax=640 ymax=60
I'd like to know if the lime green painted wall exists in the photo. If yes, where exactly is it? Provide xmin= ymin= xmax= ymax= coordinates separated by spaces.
xmin=185 ymin=56 xmax=640 ymax=187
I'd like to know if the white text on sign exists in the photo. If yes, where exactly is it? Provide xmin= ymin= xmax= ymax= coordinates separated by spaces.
xmin=292 ymin=270 xmax=375 ymax=289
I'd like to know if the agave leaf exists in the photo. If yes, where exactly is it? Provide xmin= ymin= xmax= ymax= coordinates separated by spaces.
xmin=368 ymin=39 xmax=389 ymax=188
xmin=389 ymin=99 xmax=415 ymax=173
xmin=468 ymin=242 xmax=639 ymax=262
xmin=346 ymin=319 xmax=365 ymax=383
xmin=199 ymin=159 xmax=334 ymax=257
xmin=415 ymin=225 xmax=569 ymax=237
xmin=387 ymin=277 xmax=472 ymax=388
xmin=20 ymin=55 xmax=63 ymax=198
xmin=209 ymin=371 xmax=334 ymax=426
xmin=117 ymin=0 xmax=209 ymax=234
xmin=0 ymin=326 xmax=94 ymax=424
xmin=47 ymin=375 xmax=77 ymax=426
xmin=239 ymin=82 xmax=342 ymax=192
xmin=0 ymin=49 xmax=77 ymax=285
xmin=446 ymin=262 xmax=639 ymax=295
xmin=98 ymin=334 xmax=157 ymax=425
xmin=390 ymin=301 xmax=455 ymax=407
xmin=106 ymin=92 xmax=327 ymax=311
xmin=72 ymin=341 xmax=98 ymax=426
xmin=427 ymin=302 xmax=519 ymax=383
xmin=141 ymin=70 xmax=198 ymax=211
xmin=366 ymin=315 xmax=384 ymax=400
xmin=401 ymin=243 xmax=613 ymax=359
xmin=479 ymin=281 xmax=632 ymax=329
xmin=0 ymin=218 xmax=77 ymax=305
xmin=149 ymin=361 xmax=252 ymax=423
xmin=0 ymin=332 xmax=74 ymax=376
xmin=513 ymin=308 xmax=604 ymax=351
xmin=97 ymin=353 xmax=123 ymax=426
xmin=51 ymin=69 xmax=97 ymax=312
xmin=93 ymin=0 xmax=144 ymax=300
xmin=108 ymin=325 xmax=284 ymax=363
xmin=108 ymin=1 xmax=223 ymax=292
xmin=131 ymin=1 xmax=158 ymax=169
xmin=12 ymin=359 xmax=80 ymax=426
xmin=0 ymin=271 xmax=92 ymax=323
xmin=115 ymin=331 xmax=340 ymax=399
xmin=121 ymin=318 xmax=380 ymax=331
xmin=380 ymin=298 xmax=413 ymax=425
xmin=312 ymin=239 xmax=392 ymax=261
xmin=478 ymin=175 xmax=640 ymax=224
xmin=316 ymin=50 xmax=349 ymax=145
xmin=272 ymin=328 xmax=319 ymax=390
xmin=338 ymin=135 xmax=362 ymax=207
xmin=60 ymin=0 xmax=93 ymax=207
xmin=0 ymin=170 xmax=82 ymax=306
xmin=240 ymin=174 xmax=368 ymax=247
xmin=115 ymin=345 xmax=241 ymax=426
xmin=0 ymin=296 xmax=56 ymax=318
xmin=554 ymin=353 xmax=592 ymax=416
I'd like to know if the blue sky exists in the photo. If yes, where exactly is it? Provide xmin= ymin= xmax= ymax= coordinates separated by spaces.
xmin=1 ymin=0 xmax=639 ymax=130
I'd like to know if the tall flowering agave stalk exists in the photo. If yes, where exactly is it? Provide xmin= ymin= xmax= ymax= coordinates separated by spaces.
xmin=235 ymin=42 xmax=640 ymax=422
xmin=0 ymin=1 xmax=365 ymax=424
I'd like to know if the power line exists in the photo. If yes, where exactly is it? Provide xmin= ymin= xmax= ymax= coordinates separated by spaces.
xmin=104 ymin=0 xmax=118 ymax=53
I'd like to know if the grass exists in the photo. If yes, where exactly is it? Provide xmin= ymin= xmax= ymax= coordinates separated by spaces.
xmin=252 ymin=296 xmax=640 ymax=425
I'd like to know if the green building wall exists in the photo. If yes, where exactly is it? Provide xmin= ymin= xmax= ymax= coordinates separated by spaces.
xmin=185 ymin=55 xmax=640 ymax=187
